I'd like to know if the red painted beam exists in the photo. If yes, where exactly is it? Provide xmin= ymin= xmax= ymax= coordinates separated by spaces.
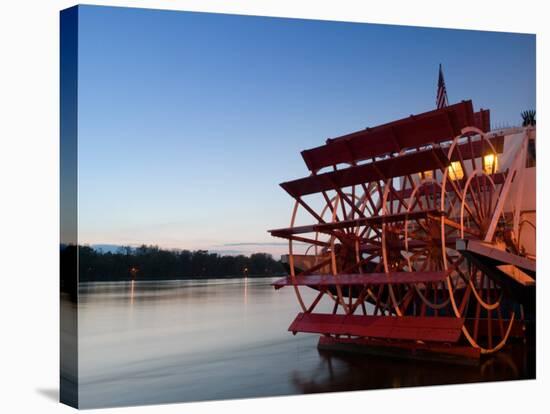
xmin=281 ymin=147 xmax=449 ymax=198
xmin=272 ymin=271 xmax=447 ymax=289
xmin=301 ymin=101 xmax=474 ymax=171
xmin=449 ymin=135 xmax=504 ymax=161
xmin=288 ymin=312 xmax=464 ymax=343
xmin=359 ymin=237 xmax=462 ymax=254
xmin=394 ymin=171 xmax=506 ymax=200
xmin=456 ymin=239 xmax=536 ymax=273
xmin=269 ymin=209 xmax=440 ymax=238
xmin=318 ymin=335 xmax=481 ymax=361
xmin=473 ymin=109 xmax=491 ymax=132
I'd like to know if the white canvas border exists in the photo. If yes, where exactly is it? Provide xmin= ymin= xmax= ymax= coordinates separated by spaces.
xmin=0 ymin=1 xmax=546 ymax=413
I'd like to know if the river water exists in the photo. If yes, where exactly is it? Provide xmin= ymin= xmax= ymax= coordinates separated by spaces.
xmin=77 ymin=278 xmax=534 ymax=408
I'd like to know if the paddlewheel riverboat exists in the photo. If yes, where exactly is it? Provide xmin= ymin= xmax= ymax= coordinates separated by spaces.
xmin=269 ymin=100 xmax=536 ymax=362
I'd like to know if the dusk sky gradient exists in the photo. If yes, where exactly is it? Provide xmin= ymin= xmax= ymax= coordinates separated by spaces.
xmin=76 ymin=5 xmax=535 ymax=257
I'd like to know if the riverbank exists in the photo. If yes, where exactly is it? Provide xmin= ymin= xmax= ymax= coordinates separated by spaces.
xmin=69 ymin=244 xmax=287 ymax=282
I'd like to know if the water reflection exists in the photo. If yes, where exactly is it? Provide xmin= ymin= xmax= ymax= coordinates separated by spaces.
xmin=78 ymin=279 xmax=534 ymax=409
xmin=244 ymin=276 xmax=248 ymax=306
xmin=129 ymin=280 xmax=135 ymax=306
xmin=291 ymin=343 xmax=533 ymax=394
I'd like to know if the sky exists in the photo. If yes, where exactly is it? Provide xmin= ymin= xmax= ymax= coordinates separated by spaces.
xmin=75 ymin=5 xmax=535 ymax=257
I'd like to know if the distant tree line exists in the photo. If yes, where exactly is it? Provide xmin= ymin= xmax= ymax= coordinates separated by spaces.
xmin=76 ymin=244 xmax=286 ymax=282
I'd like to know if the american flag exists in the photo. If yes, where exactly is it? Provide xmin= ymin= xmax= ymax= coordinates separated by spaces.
xmin=436 ymin=63 xmax=448 ymax=109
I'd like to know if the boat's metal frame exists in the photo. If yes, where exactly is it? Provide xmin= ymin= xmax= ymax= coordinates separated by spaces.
xmin=269 ymin=101 xmax=536 ymax=361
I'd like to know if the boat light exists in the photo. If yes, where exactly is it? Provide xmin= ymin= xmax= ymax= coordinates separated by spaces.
xmin=448 ymin=161 xmax=464 ymax=181
xmin=483 ymin=153 xmax=498 ymax=174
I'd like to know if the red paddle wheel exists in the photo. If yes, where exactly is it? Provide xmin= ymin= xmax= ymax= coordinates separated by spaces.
xmin=269 ymin=101 xmax=535 ymax=361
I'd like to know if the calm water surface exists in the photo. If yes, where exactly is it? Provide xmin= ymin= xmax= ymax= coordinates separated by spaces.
xmin=78 ymin=278 xmax=534 ymax=408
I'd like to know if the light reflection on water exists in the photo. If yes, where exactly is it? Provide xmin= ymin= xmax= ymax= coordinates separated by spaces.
xmin=78 ymin=278 xmax=534 ymax=409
